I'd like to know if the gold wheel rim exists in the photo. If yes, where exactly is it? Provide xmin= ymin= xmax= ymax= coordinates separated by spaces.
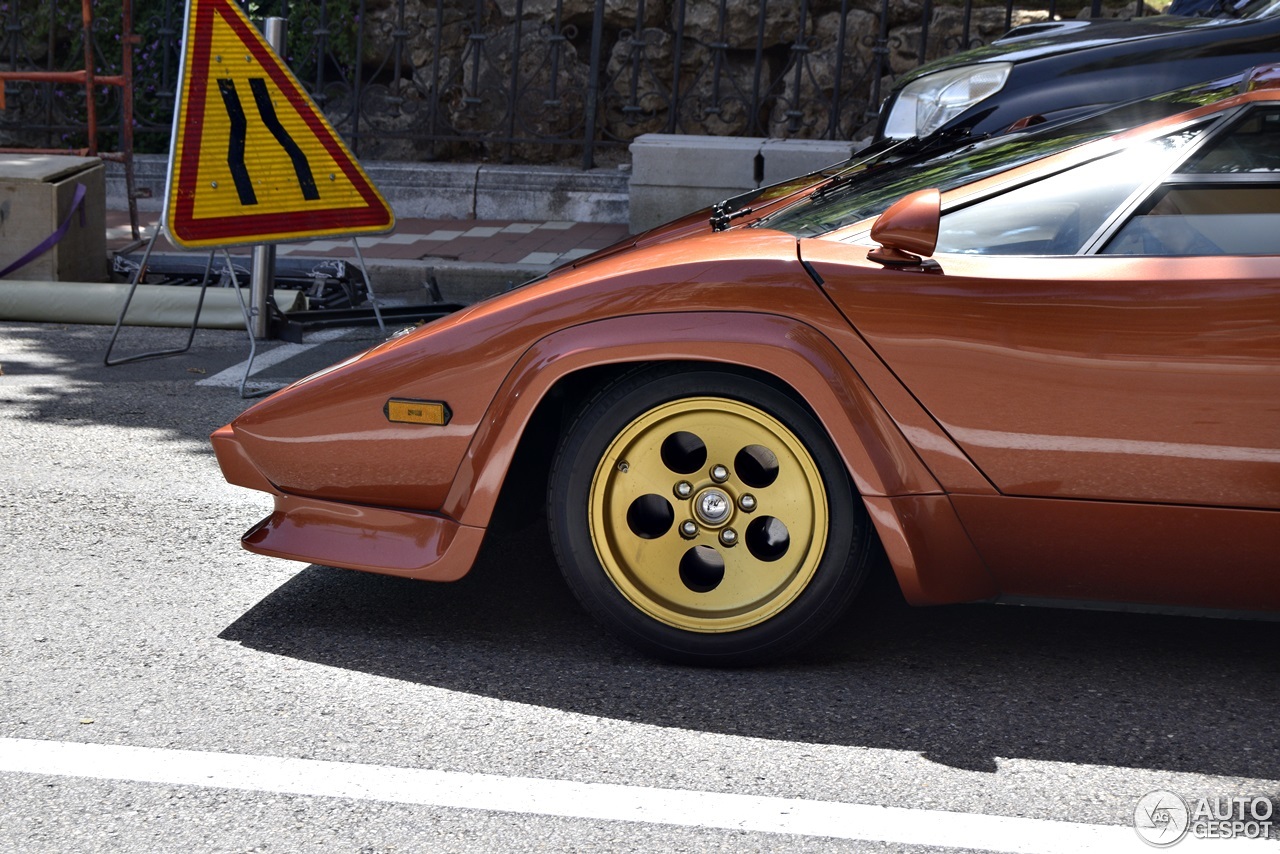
xmin=588 ymin=397 xmax=828 ymax=633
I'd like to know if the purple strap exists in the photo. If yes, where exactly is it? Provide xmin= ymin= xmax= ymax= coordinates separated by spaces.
xmin=0 ymin=182 xmax=88 ymax=279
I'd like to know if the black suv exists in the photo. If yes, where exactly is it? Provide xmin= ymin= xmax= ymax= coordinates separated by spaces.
xmin=876 ymin=0 xmax=1280 ymax=141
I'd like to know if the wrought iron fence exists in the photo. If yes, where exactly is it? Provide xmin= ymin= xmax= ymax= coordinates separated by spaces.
xmin=0 ymin=0 xmax=1145 ymax=169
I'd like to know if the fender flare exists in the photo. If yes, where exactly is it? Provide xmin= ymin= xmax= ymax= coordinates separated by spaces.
xmin=443 ymin=311 xmax=997 ymax=605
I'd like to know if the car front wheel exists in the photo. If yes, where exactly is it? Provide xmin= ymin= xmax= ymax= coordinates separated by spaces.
xmin=548 ymin=367 xmax=871 ymax=665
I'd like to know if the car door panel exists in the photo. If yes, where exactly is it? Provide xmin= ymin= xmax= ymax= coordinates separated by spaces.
xmin=802 ymin=246 xmax=1280 ymax=512
xmin=950 ymin=493 xmax=1280 ymax=609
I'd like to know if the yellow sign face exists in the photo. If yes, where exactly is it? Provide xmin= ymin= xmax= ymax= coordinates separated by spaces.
xmin=163 ymin=0 xmax=394 ymax=248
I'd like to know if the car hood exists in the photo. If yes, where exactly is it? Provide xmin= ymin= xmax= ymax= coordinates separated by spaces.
xmin=904 ymin=13 xmax=1215 ymax=75
xmin=562 ymin=208 xmax=714 ymax=270
xmin=225 ymin=228 xmax=821 ymax=513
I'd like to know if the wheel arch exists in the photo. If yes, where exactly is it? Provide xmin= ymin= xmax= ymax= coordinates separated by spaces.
xmin=444 ymin=311 xmax=996 ymax=605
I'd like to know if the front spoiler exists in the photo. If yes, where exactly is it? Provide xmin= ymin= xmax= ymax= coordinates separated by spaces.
xmin=243 ymin=493 xmax=486 ymax=581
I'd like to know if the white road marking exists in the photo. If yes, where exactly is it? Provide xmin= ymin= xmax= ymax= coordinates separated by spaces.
xmin=5 ymin=738 xmax=1270 ymax=852
xmin=196 ymin=327 xmax=351 ymax=388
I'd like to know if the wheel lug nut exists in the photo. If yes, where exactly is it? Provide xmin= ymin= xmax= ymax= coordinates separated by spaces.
xmin=710 ymin=464 xmax=729 ymax=483
xmin=719 ymin=527 xmax=738 ymax=547
xmin=674 ymin=481 xmax=693 ymax=499
xmin=680 ymin=520 xmax=698 ymax=539
xmin=739 ymin=494 xmax=757 ymax=512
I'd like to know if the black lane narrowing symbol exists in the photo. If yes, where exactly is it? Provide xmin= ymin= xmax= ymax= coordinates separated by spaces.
xmin=249 ymin=78 xmax=320 ymax=201
xmin=216 ymin=79 xmax=255 ymax=206
xmin=217 ymin=77 xmax=321 ymax=206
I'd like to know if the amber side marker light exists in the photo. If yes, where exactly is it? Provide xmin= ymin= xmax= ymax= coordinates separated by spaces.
xmin=385 ymin=399 xmax=451 ymax=425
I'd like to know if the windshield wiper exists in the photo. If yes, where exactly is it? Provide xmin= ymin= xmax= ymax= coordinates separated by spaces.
xmin=811 ymin=130 xmax=980 ymax=200
xmin=710 ymin=203 xmax=756 ymax=231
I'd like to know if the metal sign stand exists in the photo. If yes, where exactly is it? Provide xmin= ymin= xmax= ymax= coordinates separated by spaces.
xmin=103 ymin=225 xmax=388 ymax=397
xmin=221 ymin=251 xmax=267 ymax=398
xmin=349 ymin=236 xmax=385 ymax=335
xmin=103 ymin=228 xmax=212 ymax=366
xmin=102 ymin=225 xmax=271 ymax=399
xmin=103 ymin=4 xmax=394 ymax=398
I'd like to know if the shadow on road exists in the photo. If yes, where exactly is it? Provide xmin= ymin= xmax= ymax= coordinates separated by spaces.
xmin=220 ymin=517 xmax=1279 ymax=779
xmin=1 ymin=323 xmax=264 ymax=448
xmin=0 ymin=322 xmax=381 ymax=447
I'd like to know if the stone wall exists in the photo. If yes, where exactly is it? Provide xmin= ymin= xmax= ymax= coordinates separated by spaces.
xmin=350 ymin=0 xmax=1127 ymax=163
xmin=1 ymin=0 xmax=1151 ymax=164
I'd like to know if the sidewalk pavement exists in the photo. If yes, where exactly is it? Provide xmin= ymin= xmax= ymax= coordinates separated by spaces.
xmin=106 ymin=209 xmax=634 ymax=304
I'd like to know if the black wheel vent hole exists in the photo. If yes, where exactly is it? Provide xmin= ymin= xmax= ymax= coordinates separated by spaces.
xmin=679 ymin=545 xmax=725 ymax=593
xmin=745 ymin=516 xmax=790 ymax=562
xmin=660 ymin=431 xmax=707 ymax=475
xmin=626 ymin=494 xmax=674 ymax=540
xmin=735 ymin=444 xmax=779 ymax=488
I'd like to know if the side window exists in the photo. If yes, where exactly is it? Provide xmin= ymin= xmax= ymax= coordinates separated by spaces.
xmin=1181 ymin=108 xmax=1280 ymax=174
xmin=1101 ymin=185 xmax=1280 ymax=256
xmin=1102 ymin=107 xmax=1280 ymax=257
xmin=932 ymin=127 xmax=1203 ymax=256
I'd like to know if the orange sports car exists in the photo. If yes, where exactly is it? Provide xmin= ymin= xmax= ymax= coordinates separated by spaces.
xmin=213 ymin=67 xmax=1280 ymax=665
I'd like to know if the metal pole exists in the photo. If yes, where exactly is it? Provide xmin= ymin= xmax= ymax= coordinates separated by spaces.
xmin=251 ymin=16 xmax=287 ymax=339
xmin=580 ymin=0 xmax=605 ymax=169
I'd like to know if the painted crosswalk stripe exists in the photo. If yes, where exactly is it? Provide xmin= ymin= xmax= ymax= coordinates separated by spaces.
xmin=196 ymin=326 xmax=350 ymax=388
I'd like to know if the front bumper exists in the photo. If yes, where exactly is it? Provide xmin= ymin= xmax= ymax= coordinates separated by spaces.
xmin=213 ymin=424 xmax=485 ymax=581
xmin=242 ymin=493 xmax=485 ymax=581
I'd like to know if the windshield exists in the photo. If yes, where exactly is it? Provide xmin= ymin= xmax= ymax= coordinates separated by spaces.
xmin=757 ymin=77 xmax=1243 ymax=238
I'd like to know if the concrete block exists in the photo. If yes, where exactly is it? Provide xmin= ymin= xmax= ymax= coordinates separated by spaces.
xmin=0 ymin=154 xmax=107 ymax=281
xmin=629 ymin=134 xmax=765 ymax=189
xmin=366 ymin=161 xmax=481 ymax=220
xmin=760 ymin=138 xmax=858 ymax=184
xmin=476 ymin=164 xmax=630 ymax=223
xmin=628 ymin=134 xmax=857 ymax=232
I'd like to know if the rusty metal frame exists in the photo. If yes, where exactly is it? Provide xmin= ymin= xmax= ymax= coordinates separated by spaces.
xmin=0 ymin=0 xmax=141 ymax=241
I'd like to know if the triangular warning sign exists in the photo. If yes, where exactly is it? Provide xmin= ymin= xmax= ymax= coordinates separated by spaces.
xmin=163 ymin=0 xmax=394 ymax=248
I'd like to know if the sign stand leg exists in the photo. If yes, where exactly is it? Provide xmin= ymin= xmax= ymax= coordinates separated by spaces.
xmin=104 ymin=230 xmax=216 ymax=366
xmin=221 ymin=249 xmax=278 ymax=399
xmin=105 ymin=239 xmax=274 ymax=400
xmin=349 ymin=236 xmax=385 ymax=334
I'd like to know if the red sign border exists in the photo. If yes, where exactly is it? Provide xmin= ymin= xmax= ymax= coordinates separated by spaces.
xmin=167 ymin=0 xmax=393 ymax=246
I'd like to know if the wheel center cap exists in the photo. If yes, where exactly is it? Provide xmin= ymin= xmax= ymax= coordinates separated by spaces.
xmin=695 ymin=489 xmax=731 ymax=525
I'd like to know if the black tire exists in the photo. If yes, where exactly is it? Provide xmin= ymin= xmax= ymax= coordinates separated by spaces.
xmin=547 ymin=365 xmax=871 ymax=666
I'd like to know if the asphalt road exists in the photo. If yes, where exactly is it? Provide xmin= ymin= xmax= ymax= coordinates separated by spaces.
xmin=2 ymin=321 xmax=1277 ymax=853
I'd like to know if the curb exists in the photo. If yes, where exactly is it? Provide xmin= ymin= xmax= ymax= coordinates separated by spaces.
xmin=364 ymin=258 xmax=551 ymax=303
xmin=105 ymin=155 xmax=632 ymax=225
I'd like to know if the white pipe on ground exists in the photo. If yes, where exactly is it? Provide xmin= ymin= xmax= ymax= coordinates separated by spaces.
xmin=0 ymin=281 xmax=303 ymax=329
